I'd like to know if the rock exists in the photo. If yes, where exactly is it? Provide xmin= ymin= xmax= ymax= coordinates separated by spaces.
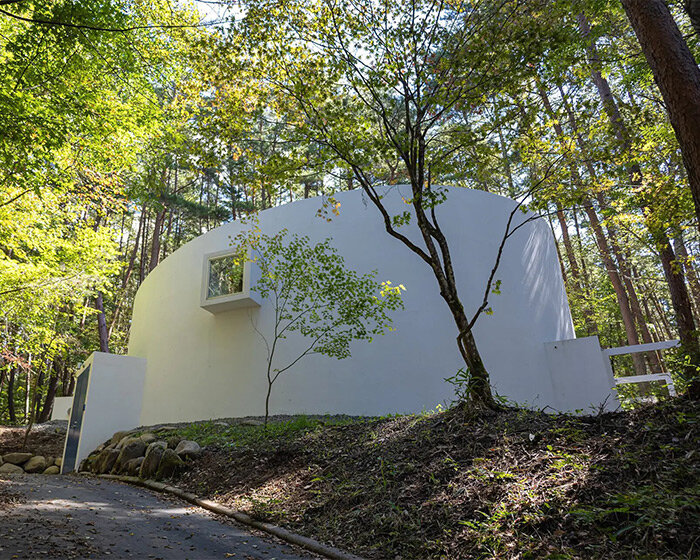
xmin=140 ymin=433 xmax=157 ymax=445
xmin=110 ymin=431 xmax=132 ymax=446
xmin=241 ymin=419 xmax=263 ymax=427
xmin=23 ymin=456 xmax=47 ymax=473
xmin=114 ymin=438 xmax=146 ymax=473
xmin=43 ymin=465 xmax=60 ymax=475
xmin=155 ymin=449 xmax=184 ymax=479
xmin=94 ymin=448 xmax=119 ymax=474
xmin=125 ymin=457 xmax=144 ymax=476
xmin=214 ymin=421 xmax=229 ymax=427
xmin=79 ymin=455 xmax=95 ymax=473
xmin=139 ymin=441 xmax=167 ymax=479
xmin=3 ymin=452 xmax=33 ymax=465
xmin=166 ymin=436 xmax=181 ymax=450
xmin=174 ymin=440 xmax=201 ymax=460
xmin=54 ymin=457 xmax=62 ymax=467
xmin=0 ymin=463 xmax=24 ymax=474
xmin=45 ymin=456 xmax=54 ymax=467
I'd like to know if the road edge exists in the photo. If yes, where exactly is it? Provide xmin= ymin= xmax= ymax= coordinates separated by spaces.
xmin=89 ymin=473 xmax=366 ymax=560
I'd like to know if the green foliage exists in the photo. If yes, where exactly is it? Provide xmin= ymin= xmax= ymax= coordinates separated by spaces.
xmin=169 ymin=415 xmax=365 ymax=449
xmin=233 ymin=224 xmax=405 ymax=423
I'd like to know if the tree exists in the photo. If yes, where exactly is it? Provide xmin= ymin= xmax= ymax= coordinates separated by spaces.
xmin=233 ymin=227 xmax=404 ymax=426
xmin=233 ymin=0 xmax=538 ymax=408
xmin=619 ymin=0 xmax=700 ymax=229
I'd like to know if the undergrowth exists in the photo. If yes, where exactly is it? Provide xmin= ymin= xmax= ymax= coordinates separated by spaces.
xmin=168 ymin=399 xmax=699 ymax=559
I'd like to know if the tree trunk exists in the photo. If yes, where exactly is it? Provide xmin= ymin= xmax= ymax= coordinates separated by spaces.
xmin=657 ymin=234 xmax=700 ymax=395
xmin=558 ymin=82 xmax=664 ymax=366
xmin=123 ymin=208 xmax=145 ymax=288
xmin=38 ymin=365 xmax=59 ymax=423
xmin=620 ymin=0 xmax=700 ymax=228
xmin=581 ymin=200 xmax=647 ymax=375
xmin=139 ymin=208 xmax=150 ymax=284
xmin=148 ymin=207 xmax=167 ymax=273
xmin=7 ymin=367 xmax=16 ymax=423
xmin=536 ymin=83 xmax=597 ymax=334
xmin=579 ymin=12 xmax=700 ymax=387
xmin=94 ymin=291 xmax=110 ymax=353
xmin=687 ymin=0 xmax=700 ymax=36
xmin=674 ymin=232 xmax=700 ymax=314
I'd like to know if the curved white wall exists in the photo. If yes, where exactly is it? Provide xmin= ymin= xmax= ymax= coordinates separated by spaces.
xmin=128 ymin=186 xmax=575 ymax=425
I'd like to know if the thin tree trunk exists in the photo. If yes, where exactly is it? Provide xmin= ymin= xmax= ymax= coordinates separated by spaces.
xmin=536 ymin=83 xmax=597 ymax=333
xmin=7 ymin=367 xmax=16 ymax=423
xmin=658 ymin=236 xmax=700 ymax=394
xmin=38 ymin=362 xmax=59 ymax=423
xmin=94 ymin=291 xmax=110 ymax=353
xmin=139 ymin=208 xmax=150 ymax=284
xmin=581 ymin=200 xmax=647 ymax=375
xmin=123 ymin=208 xmax=145 ymax=288
xmin=547 ymin=207 xmax=569 ymax=284
xmin=148 ymin=207 xmax=167 ymax=273
xmin=497 ymin=125 xmax=516 ymax=197
xmin=649 ymin=288 xmax=674 ymax=340
xmin=558 ymin=82 xmax=662 ymax=366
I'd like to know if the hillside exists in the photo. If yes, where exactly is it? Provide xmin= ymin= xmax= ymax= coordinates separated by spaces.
xmin=155 ymin=399 xmax=700 ymax=559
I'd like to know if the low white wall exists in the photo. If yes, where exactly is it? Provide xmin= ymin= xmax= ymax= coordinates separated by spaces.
xmin=544 ymin=336 xmax=619 ymax=412
xmin=65 ymin=352 xmax=146 ymax=470
xmin=50 ymin=396 xmax=73 ymax=421
xmin=129 ymin=186 xmax=577 ymax=425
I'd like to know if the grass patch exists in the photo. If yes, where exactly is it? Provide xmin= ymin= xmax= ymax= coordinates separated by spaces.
xmin=169 ymin=415 xmax=369 ymax=449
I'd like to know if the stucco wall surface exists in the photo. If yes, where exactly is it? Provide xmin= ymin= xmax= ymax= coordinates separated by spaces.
xmin=63 ymin=352 xmax=146 ymax=471
xmin=128 ymin=186 xmax=576 ymax=425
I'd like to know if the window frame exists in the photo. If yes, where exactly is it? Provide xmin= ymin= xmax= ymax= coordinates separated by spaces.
xmin=200 ymin=249 xmax=261 ymax=313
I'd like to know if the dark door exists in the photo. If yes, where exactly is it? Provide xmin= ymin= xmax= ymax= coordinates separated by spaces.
xmin=61 ymin=365 xmax=90 ymax=473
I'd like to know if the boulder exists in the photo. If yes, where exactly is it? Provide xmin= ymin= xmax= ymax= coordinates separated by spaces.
xmin=139 ymin=441 xmax=167 ymax=479
xmin=0 ymin=463 xmax=24 ymax=474
xmin=0 ymin=455 xmax=3 ymax=466
xmin=23 ymin=456 xmax=47 ymax=473
xmin=174 ymin=440 xmax=201 ymax=460
xmin=54 ymin=457 xmax=62 ymax=467
xmin=166 ymin=436 xmax=182 ymax=450
xmin=94 ymin=448 xmax=119 ymax=474
xmin=45 ymin=456 xmax=54 ymax=468
xmin=125 ymin=457 xmax=144 ymax=476
xmin=155 ymin=449 xmax=184 ymax=479
xmin=43 ymin=465 xmax=60 ymax=475
xmin=110 ymin=431 xmax=132 ymax=446
xmin=3 ymin=452 xmax=33 ymax=465
xmin=114 ymin=438 xmax=146 ymax=473
xmin=140 ymin=433 xmax=157 ymax=445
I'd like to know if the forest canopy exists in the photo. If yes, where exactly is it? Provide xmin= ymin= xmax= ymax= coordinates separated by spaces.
xmin=1 ymin=0 xmax=699 ymax=422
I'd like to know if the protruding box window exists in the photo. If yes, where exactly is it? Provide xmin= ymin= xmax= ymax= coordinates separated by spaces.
xmin=201 ymin=249 xmax=260 ymax=313
xmin=207 ymin=255 xmax=244 ymax=299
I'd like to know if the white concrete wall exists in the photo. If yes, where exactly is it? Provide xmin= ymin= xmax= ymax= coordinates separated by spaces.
xmin=65 ymin=352 xmax=146 ymax=469
xmin=129 ymin=186 xmax=577 ymax=425
xmin=50 ymin=396 xmax=73 ymax=421
xmin=544 ymin=336 xmax=619 ymax=413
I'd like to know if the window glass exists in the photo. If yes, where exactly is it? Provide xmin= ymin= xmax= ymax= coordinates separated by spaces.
xmin=207 ymin=255 xmax=243 ymax=299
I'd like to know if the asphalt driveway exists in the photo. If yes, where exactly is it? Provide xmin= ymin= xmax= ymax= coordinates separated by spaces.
xmin=0 ymin=474 xmax=318 ymax=559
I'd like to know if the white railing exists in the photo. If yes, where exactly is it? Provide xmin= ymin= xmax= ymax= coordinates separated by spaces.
xmin=602 ymin=339 xmax=679 ymax=397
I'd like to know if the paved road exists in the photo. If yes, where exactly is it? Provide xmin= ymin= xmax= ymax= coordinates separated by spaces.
xmin=0 ymin=474 xmax=318 ymax=560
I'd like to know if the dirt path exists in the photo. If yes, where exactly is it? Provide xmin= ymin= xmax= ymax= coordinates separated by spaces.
xmin=0 ymin=474 xmax=319 ymax=560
